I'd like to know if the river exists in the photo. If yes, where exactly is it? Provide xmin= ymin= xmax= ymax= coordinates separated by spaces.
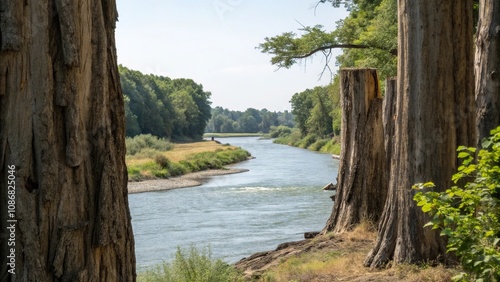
xmin=129 ymin=137 xmax=339 ymax=270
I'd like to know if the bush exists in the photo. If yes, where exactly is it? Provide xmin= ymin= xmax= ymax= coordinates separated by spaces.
xmin=413 ymin=126 xmax=500 ymax=281
xmin=126 ymin=134 xmax=173 ymax=156
xmin=268 ymin=125 xmax=293 ymax=138
xmin=308 ymin=139 xmax=328 ymax=151
xmin=138 ymin=245 xmax=242 ymax=282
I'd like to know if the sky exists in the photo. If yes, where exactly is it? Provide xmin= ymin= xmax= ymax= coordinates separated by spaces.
xmin=115 ymin=1 xmax=348 ymax=111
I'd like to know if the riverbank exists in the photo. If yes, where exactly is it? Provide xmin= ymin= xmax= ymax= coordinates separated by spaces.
xmin=128 ymin=168 xmax=249 ymax=194
xmin=126 ymin=140 xmax=251 ymax=181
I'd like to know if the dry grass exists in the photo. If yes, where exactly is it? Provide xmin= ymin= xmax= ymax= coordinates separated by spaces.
xmin=258 ymin=222 xmax=459 ymax=282
xmin=163 ymin=141 xmax=234 ymax=162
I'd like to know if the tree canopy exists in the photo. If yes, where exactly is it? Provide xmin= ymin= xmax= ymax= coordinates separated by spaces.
xmin=205 ymin=107 xmax=294 ymax=134
xmin=119 ymin=66 xmax=212 ymax=141
xmin=258 ymin=0 xmax=397 ymax=79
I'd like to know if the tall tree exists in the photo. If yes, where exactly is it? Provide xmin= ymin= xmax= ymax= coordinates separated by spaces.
xmin=475 ymin=0 xmax=500 ymax=144
xmin=323 ymin=69 xmax=387 ymax=233
xmin=364 ymin=0 xmax=475 ymax=267
xmin=0 ymin=0 xmax=135 ymax=280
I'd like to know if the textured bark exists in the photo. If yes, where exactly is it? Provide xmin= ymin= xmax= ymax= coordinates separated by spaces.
xmin=364 ymin=0 xmax=475 ymax=268
xmin=323 ymin=69 xmax=388 ymax=233
xmin=0 ymin=0 xmax=136 ymax=281
xmin=383 ymin=78 xmax=397 ymax=169
xmin=475 ymin=0 xmax=500 ymax=144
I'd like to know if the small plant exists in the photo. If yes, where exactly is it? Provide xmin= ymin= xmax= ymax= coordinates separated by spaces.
xmin=413 ymin=126 xmax=500 ymax=281
xmin=138 ymin=245 xmax=242 ymax=282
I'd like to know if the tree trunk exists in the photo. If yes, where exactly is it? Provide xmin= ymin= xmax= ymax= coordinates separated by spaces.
xmin=383 ymin=78 xmax=397 ymax=169
xmin=322 ymin=69 xmax=388 ymax=233
xmin=365 ymin=0 xmax=475 ymax=268
xmin=475 ymin=0 xmax=500 ymax=144
xmin=0 ymin=0 xmax=136 ymax=280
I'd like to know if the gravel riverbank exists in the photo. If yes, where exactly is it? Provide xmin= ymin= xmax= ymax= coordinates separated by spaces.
xmin=128 ymin=168 xmax=249 ymax=194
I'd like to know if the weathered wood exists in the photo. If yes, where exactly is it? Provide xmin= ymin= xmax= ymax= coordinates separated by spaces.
xmin=383 ymin=78 xmax=396 ymax=170
xmin=0 ymin=0 xmax=136 ymax=280
xmin=475 ymin=0 xmax=500 ymax=144
xmin=365 ymin=0 xmax=475 ymax=268
xmin=322 ymin=68 xmax=388 ymax=234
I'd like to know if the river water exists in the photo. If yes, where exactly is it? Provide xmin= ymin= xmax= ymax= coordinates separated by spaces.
xmin=129 ymin=137 xmax=339 ymax=270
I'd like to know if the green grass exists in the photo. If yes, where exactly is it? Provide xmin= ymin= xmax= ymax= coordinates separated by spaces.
xmin=271 ymin=128 xmax=341 ymax=155
xmin=127 ymin=145 xmax=251 ymax=181
xmin=138 ymin=245 xmax=243 ymax=282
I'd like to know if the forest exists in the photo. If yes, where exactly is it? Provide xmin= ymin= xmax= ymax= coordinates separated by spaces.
xmin=205 ymin=107 xmax=294 ymax=134
xmin=120 ymin=66 xmax=212 ymax=141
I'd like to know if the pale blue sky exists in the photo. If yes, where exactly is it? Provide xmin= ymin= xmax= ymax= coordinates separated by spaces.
xmin=115 ymin=1 xmax=348 ymax=111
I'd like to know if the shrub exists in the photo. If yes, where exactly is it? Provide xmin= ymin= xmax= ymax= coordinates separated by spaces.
xmin=413 ymin=126 xmax=500 ymax=281
xmin=138 ymin=245 xmax=242 ymax=282
xmin=268 ymin=125 xmax=293 ymax=138
xmin=126 ymin=134 xmax=173 ymax=156
xmin=308 ymin=139 xmax=328 ymax=151
xmin=297 ymin=134 xmax=318 ymax=148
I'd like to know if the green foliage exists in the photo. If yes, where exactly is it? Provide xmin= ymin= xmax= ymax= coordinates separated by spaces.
xmin=258 ymin=0 xmax=397 ymax=79
xmin=182 ymin=148 xmax=250 ymax=172
xmin=267 ymin=125 xmax=293 ymax=138
xmin=126 ymin=134 xmax=174 ymax=156
xmin=205 ymin=107 xmax=294 ymax=134
xmin=120 ymin=65 xmax=212 ymax=140
xmin=290 ymin=82 xmax=340 ymax=138
xmin=413 ymin=126 xmax=500 ymax=281
xmin=137 ymin=245 xmax=242 ymax=282
xmin=272 ymin=127 xmax=341 ymax=155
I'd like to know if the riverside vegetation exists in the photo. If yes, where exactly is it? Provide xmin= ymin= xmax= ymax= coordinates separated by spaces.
xmin=126 ymin=134 xmax=250 ymax=181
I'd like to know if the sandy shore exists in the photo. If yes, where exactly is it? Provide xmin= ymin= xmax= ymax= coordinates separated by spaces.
xmin=128 ymin=168 xmax=249 ymax=194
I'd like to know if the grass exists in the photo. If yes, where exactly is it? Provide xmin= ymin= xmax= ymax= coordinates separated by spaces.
xmin=126 ymin=141 xmax=251 ymax=181
xmin=138 ymin=245 xmax=243 ymax=282
xmin=272 ymin=128 xmax=341 ymax=155
xmin=256 ymin=222 xmax=460 ymax=282
xmin=204 ymin=133 xmax=263 ymax=138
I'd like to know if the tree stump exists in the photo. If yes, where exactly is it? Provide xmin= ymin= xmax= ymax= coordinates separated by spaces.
xmin=322 ymin=68 xmax=388 ymax=234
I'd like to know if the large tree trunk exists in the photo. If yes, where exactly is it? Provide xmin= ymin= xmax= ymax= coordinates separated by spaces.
xmin=475 ymin=0 xmax=500 ymax=143
xmin=365 ymin=0 xmax=475 ymax=267
xmin=0 ymin=0 xmax=136 ymax=280
xmin=323 ymin=69 xmax=388 ymax=233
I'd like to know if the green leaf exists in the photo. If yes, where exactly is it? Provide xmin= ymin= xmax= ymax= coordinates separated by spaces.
xmin=457 ymin=152 xmax=470 ymax=159
xmin=422 ymin=204 xmax=432 ymax=213
xmin=485 ymin=230 xmax=494 ymax=237
xmin=440 ymin=228 xmax=453 ymax=237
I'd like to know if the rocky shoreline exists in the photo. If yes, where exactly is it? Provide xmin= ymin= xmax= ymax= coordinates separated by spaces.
xmin=127 ymin=168 xmax=249 ymax=194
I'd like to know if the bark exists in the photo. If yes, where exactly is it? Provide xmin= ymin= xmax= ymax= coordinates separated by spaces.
xmin=322 ymin=68 xmax=388 ymax=233
xmin=383 ymin=78 xmax=397 ymax=169
xmin=364 ymin=0 xmax=475 ymax=267
xmin=475 ymin=0 xmax=500 ymax=144
xmin=0 ymin=0 xmax=136 ymax=281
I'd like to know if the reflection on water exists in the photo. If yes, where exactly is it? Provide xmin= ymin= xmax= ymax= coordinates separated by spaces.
xmin=129 ymin=137 xmax=339 ymax=270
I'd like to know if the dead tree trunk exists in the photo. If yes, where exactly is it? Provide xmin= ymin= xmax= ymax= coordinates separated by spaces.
xmin=322 ymin=69 xmax=388 ymax=233
xmin=475 ymin=0 xmax=500 ymax=144
xmin=365 ymin=0 xmax=475 ymax=268
xmin=0 ymin=0 xmax=136 ymax=280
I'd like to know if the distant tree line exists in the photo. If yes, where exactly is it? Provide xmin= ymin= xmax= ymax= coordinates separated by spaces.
xmin=205 ymin=107 xmax=294 ymax=133
xmin=120 ymin=66 xmax=212 ymax=140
